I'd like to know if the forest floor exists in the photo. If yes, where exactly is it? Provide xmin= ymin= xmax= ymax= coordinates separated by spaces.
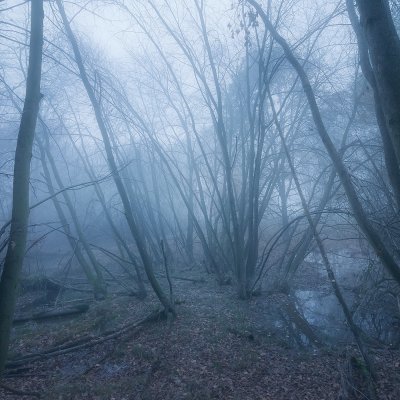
xmin=1 ymin=272 xmax=399 ymax=400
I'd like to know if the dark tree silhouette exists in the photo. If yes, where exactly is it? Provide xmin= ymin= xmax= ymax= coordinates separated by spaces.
xmin=0 ymin=0 xmax=44 ymax=376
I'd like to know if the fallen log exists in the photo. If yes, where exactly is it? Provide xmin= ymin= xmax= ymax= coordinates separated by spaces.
xmin=6 ymin=309 xmax=164 ymax=369
xmin=13 ymin=304 xmax=90 ymax=325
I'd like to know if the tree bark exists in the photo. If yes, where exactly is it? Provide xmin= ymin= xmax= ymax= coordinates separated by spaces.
xmin=0 ymin=0 xmax=44 ymax=376
xmin=355 ymin=0 xmax=400 ymax=167
xmin=347 ymin=0 xmax=400 ymax=207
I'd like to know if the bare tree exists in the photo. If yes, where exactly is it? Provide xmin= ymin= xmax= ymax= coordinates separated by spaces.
xmin=55 ymin=0 xmax=175 ymax=314
xmin=0 ymin=0 xmax=44 ymax=376
xmin=246 ymin=0 xmax=400 ymax=286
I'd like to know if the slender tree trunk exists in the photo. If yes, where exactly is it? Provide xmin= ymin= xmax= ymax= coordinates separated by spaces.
xmin=284 ymin=93 xmax=359 ymax=282
xmin=38 ymin=140 xmax=101 ymax=292
xmin=248 ymin=0 xmax=400 ymax=286
xmin=0 ymin=0 xmax=44 ymax=376
xmin=268 ymin=88 xmax=376 ymax=382
xmin=42 ymin=138 xmax=106 ymax=298
xmin=74 ymin=136 xmax=146 ymax=297
xmin=56 ymin=0 xmax=174 ymax=314
xmin=185 ymin=159 xmax=195 ymax=262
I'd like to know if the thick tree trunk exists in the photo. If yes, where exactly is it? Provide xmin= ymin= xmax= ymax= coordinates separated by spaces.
xmin=0 ymin=0 xmax=44 ymax=376
xmin=355 ymin=0 xmax=400 ymax=167
xmin=347 ymin=0 xmax=400 ymax=207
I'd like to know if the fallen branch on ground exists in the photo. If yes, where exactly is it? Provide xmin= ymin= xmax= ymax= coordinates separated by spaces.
xmin=13 ymin=304 xmax=90 ymax=325
xmin=6 ymin=309 xmax=164 ymax=369
xmin=0 ymin=382 xmax=41 ymax=398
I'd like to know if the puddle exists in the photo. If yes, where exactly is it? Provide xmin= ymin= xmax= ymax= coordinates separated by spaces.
xmin=100 ymin=362 xmax=127 ymax=378
xmin=295 ymin=289 xmax=348 ymax=341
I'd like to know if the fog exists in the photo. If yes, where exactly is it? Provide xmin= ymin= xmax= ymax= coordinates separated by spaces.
xmin=0 ymin=1 xmax=399 ymax=398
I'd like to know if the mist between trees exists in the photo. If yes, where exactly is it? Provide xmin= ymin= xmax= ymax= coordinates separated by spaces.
xmin=0 ymin=0 xmax=399 ymax=398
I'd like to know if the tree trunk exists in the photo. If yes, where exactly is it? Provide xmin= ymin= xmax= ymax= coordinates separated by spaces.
xmin=73 ymin=135 xmax=146 ymax=297
xmin=40 ymin=135 xmax=106 ymax=298
xmin=0 ymin=0 xmax=44 ymax=376
xmin=37 ymin=139 xmax=103 ymax=296
xmin=347 ymin=0 xmax=400 ymax=207
xmin=268 ymin=87 xmax=376 ymax=381
xmin=56 ymin=0 xmax=174 ymax=314
xmin=355 ymin=0 xmax=400 ymax=167
xmin=247 ymin=0 xmax=400 ymax=286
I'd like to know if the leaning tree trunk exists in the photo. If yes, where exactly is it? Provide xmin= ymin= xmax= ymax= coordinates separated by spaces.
xmin=41 ymin=134 xmax=107 ymax=299
xmin=247 ymin=0 xmax=400 ymax=286
xmin=37 ymin=139 xmax=104 ymax=296
xmin=56 ymin=0 xmax=174 ymax=314
xmin=0 ymin=0 xmax=44 ymax=376
xmin=268 ymin=88 xmax=376 ymax=382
